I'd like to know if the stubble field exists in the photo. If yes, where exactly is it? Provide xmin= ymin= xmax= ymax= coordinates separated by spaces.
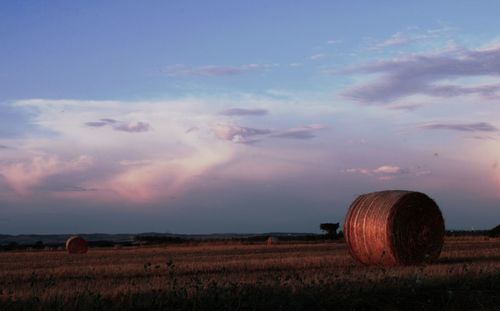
xmin=0 ymin=237 xmax=499 ymax=311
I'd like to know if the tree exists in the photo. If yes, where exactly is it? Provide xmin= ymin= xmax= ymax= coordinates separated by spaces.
xmin=33 ymin=240 xmax=45 ymax=250
xmin=488 ymin=225 xmax=500 ymax=237
xmin=5 ymin=242 xmax=19 ymax=251
xmin=320 ymin=223 xmax=340 ymax=239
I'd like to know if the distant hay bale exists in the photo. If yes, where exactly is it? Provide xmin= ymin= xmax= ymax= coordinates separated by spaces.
xmin=344 ymin=190 xmax=445 ymax=266
xmin=267 ymin=236 xmax=279 ymax=246
xmin=66 ymin=236 xmax=88 ymax=254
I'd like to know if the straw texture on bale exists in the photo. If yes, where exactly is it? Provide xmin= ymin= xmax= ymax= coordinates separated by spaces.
xmin=66 ymin=236 xmax=88 ymax=254
xmin=344 ymin=190 xmax=445 ymax=266
xmin=267 ymin=236 xmax=279 ymax=246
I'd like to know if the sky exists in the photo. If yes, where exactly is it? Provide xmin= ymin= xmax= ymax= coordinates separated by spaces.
xmin=1 ymin=1 xmax=500 ymax=234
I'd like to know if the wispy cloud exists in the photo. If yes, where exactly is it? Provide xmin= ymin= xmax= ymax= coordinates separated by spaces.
xmin=114 ymin=121 xmax=151 ymax=133
xmin=220 ymin=108 xmax=269 ymax=116
xmin=85 ymin=118 xmax=116 ymax=127
xmin=272 ymin=124 xmax=328 ymax=140
xmin=212 ymin=124 xmax=272 ymax=144
xmin=85 ymin=119 xmax=150 ymax=133
xmin=419 ymin=122 xmax=498 ymax=132
xmin=119 ymin=159 xmax=153 ymax=166
xmin=57 ymin=185 xmax=98 ymax=192
xmin=185 ymin=126 xmax=199 ymax=134
xmin=344 ymin=165 xmax=430 ymax=180
xmin=310 ymin=53 xmax=326 ymax=61
xmin=386 ymin=103 xmax=422 ymax=111
xmin=327 ymin=39 xmax=341 ymax=45
xmin=85 ymin=121 xmax=108 ymax=127
xmin=368 ymin=26 xmax=452 ymax=50
xmin=468 ymin=135 xmax=500 ymax=140
xmin=370 ymin=32 xmax=413 ymax=50
xmin=341 ymin=45 xmax=500 ymax=104
xmin=162 ymin=64 xmax=272 ymax=77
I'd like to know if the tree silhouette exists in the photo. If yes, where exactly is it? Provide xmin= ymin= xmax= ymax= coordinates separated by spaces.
xmin=489 ymin=225 xmax=500 ymax=237
xmin=320 ymin=223 xmax=339 ymax=239
xmin=33 ymin=240 xmax=45 ymax=250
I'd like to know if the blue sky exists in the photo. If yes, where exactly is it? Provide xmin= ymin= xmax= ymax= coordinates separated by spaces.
xmin=1 ymin=1 xmax=500 ymax=234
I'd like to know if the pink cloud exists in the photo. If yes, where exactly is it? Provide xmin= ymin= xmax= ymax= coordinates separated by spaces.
xmin=100 ymin=148 xmax=232 ymax=202
xmin=372 ymin=165 xmax=403 ymax=174
xmin=0 ymin=155 xmax=93 ymax=194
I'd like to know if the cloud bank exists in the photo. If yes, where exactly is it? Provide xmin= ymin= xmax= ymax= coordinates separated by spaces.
xmin=0 ymin=98 xmax=330 ymax=203
xmin=0 ymin=99 xmax=236 ymax=202
xmin=342 ymin=45 xmax=500 ymax=104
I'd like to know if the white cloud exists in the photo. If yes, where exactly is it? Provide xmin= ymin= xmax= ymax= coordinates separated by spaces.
xmin=372 ymin=165 xmax=403 ymax=174
xmin=310 ymin=53 xmax=326 ymax=60
xmin=344 ymin=165 xmax=429 ymax=180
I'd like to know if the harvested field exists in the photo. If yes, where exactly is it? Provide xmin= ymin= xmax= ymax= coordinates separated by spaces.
xmin=0 ymin=237 xmax=499 ymax=311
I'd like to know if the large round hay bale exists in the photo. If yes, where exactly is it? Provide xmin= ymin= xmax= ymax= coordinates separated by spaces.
xmin=267 ymin=236 xmax=279 ymax=246
xmin=344 ymin=190 xmax=445 ymax=266
xmin=66 ymin=236 xmax=88 ymax=254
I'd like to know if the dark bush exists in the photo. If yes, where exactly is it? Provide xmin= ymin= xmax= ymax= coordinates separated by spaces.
xmin=488 ymin=225 xmax=500 ymax=237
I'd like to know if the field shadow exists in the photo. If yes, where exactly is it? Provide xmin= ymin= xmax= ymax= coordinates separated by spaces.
xmin=2 ymin=268 xmax=499 ymax=311
xmin=437 ymin=255 xmax=500 ymax=265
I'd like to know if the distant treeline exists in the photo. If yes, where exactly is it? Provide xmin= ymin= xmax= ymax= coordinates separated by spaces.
xmin=133 ymin=234 xmax=331 ymax=245
xmin=134 ymin=235 xmax=186 ymax=244
xmin=132 ymin=232 xmax=349 ymax=245
xmin=0 ymin=240 xmax=135 ymax=252
xmin=446 ymin=230 xmax=489 ymax=236
xmin=1 ymin=228 xmax=499 ymax=251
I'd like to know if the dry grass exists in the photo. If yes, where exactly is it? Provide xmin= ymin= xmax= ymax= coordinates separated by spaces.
xmin=0 ymin=237 xmax=499 ymax=310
